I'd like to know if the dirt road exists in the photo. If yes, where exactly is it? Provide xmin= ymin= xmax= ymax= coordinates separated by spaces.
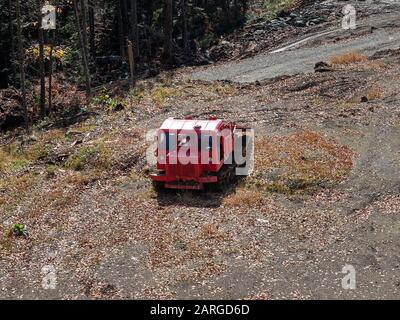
xmin=193 ymin=1 xmax=400 ymax=83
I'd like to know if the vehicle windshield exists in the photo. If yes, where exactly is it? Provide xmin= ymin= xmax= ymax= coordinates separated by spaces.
xmin=159 ymin=132 xmax=212 ymax=152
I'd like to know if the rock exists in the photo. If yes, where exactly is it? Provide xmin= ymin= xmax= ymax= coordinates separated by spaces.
xmin=294 ymin=19 xmax=306 ymax=27
xmin=314 ymin=61 xmax=333 ymax=72
xmin=310 ymin=18 xmax=321 ymax=24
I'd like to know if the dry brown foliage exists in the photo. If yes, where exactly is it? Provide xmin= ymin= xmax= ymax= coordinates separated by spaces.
xmin=329 ymin=52 xmax=368 ymax=65
xmin=247 ymin=130 xmax=354 ymax=194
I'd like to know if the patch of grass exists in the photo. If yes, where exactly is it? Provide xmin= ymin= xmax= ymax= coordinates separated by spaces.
xmin=45 ymin=165 xmax=59 ymax=178
xmin=262 ymin=0 xmax=297 ymax=20
xmin=0 ymin=173 xmax=40 ymax=212
xmin=64 ymin=169 xmax=104 ymax=186
xmin=64 ymin=146 xmax=98 ymax=171
xmin=365 ymin=87 xmax=383 ymax=101
xmin=39 ymin=129 xmax=66 ymax=143
xmin=0 ymin=136 xmax=54 ymax=173
xmin=0 ymin=143 xmax=30 ymax=173
xmin=70 ymin=123 xmax=97 ymax=134
xmin=210 ymin=83 xmax=235 ymax=95
xmin=151 ymin=86 xmax=180 ymax=106
xmin=64 ymin=140 xmax=113 ymax=172
xmin=223 ymin=188 xmax=264 ymax=207
xmin=329 ymin=52 xmax=368 ymax=65
xmin=126 ymin=86 xmax=145 ymax=104
xmin=246 ymin=130 xmax=354 ymax=195
xmin=4 ymin=159 xmax=31 ymax=172
xmin=0 ymin=174 xmax=38 ymax=195
xmin=92 ymin=88 xmax=124 ymax=110
xmin=28 ymin=143 xmax=49 ymax=160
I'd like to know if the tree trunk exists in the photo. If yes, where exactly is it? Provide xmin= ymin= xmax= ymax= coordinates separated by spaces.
xmin=8 ymin=0 xmax=16 ymax=85
xmin=16 ymin=0 xmax=28 ymax=129
xmin=127 ymin=39 xmax=135 ymax=87
xmin=145 ymin=1 xmax=154 ymax=60
xmin=49 ymin=30 xmax=54 ymax=114
xmin=117 ymin=0 xmax=125 ymax=57
xmin=121 ymin=0 xmax=129 ymax=40
xmin=73 ymin=0 xmax=91 ymax=100
xmin=88 ymin=0 xmax=96 ymax=58
xmin=130 ymin=0 xmax=139 ymax=59
xmin=181 ymin=0 xmax=188 ymax=56
xmin=80 ymin=0 xmax=89 ymax=60
xmin=37 ymin=0 xmax=46 ymax=118
xmin=162 ymin=0 xmax=173 ymax=65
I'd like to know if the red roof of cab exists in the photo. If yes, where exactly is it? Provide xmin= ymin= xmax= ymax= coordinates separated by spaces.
xmin=159 ymin=117 xmax=223 ymax=132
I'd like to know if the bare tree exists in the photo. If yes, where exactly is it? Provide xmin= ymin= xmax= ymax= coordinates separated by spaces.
xmin=8 ymin=0 xmax=16 ymax=84
xmin=15 ymin=0 xmax=28 ymax=129
xmin=37 ymin=0 xmax=46 ymax=118
xmin=48 ymin=29 xmax=54 ymax=113
xmin=181 ymin=0 xmax=188 ymax=56
xmin=117 ymin=0 xmax=125 ymax=57
xmin=162 ymin=0 xmax=173 ymax=65
xmin=73 ymin=0 xmax=91 ymax=100
xmin=130 ymin=0 xmax=139 ymax=59
xmin=80 ymin=0 xmax=89 ymax=59
xmin=88 ymin=0 xmax=96 ymax=58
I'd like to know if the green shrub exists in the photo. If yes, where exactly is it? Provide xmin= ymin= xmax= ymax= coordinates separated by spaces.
xmin=64 ymin=146 xmax=97 ymax=171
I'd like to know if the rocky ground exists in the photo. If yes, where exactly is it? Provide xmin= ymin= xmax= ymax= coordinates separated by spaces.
xmin=0 ymin=0 xmax=399 ymax=299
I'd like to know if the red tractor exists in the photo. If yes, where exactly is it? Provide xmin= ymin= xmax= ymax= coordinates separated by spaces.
xmin=150 ymin=117 xmax=253 ymax=190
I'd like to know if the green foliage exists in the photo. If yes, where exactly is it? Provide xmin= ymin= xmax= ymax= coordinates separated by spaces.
xmin=64 ymin=146 xmax=98 ymax=171
xmin=64 ymin=142 xmax=112 ymax=171
xmin=46 ymin=165 xmax=59 ymax=178
xmin=127 ymin=87 xmax=145 ymax=103
xmin=151 ymin=86 xmax=179 ymax=105
xmin=262 ymin=0 xmax=296 ymax=20
xmin=92 ymin=89 xmax=123 ymax=110
xmin=11 ymin=224 xmax=29 ymax=238
xmin=30 ymin=143 xmax=49 ymax=160
xmin=196 ymin=32 xmax=216 ymax=50
xmin=63 ymin=46 xmax=82 ymax=84
xmin=6 ymin=159 xmax=31 ymax=172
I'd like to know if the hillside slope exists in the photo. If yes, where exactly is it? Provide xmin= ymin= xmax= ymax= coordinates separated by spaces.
xmin=1 ymin=0 xmax=400 ymax=299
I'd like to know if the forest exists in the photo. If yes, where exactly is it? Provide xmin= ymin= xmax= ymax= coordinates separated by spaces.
xmin=0 ymin=0 xmax=248 ymax=129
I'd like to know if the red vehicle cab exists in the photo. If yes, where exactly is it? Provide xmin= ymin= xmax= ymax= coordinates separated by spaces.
xmin=151 ymin=117 xmax=248 ymax=190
